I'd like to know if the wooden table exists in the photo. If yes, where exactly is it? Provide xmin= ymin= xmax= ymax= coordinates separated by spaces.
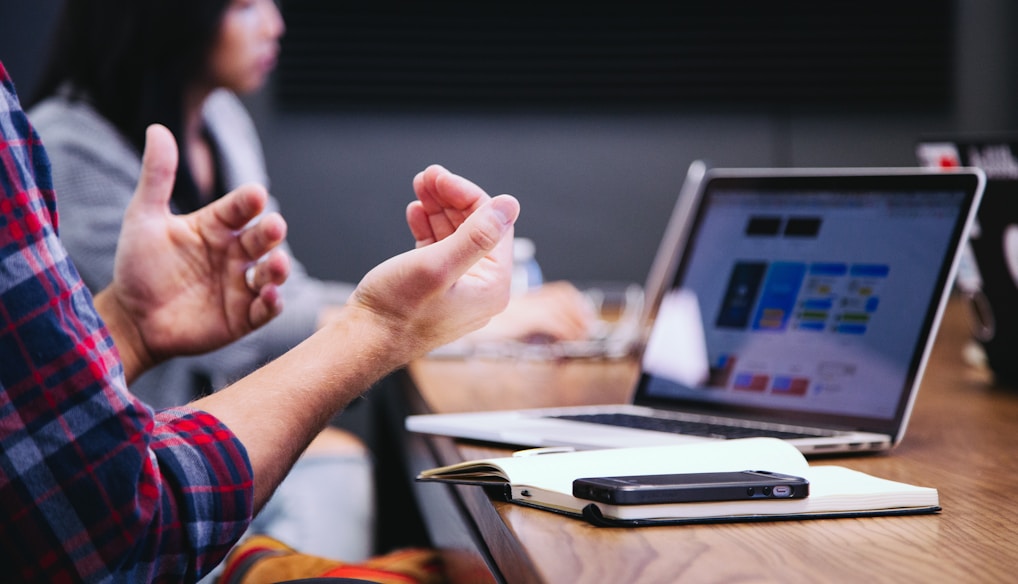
xmin=399 ymin=296 xmax=1018 ymax=583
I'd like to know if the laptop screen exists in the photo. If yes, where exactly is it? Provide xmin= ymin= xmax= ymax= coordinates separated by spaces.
xmin=634 ymin=170 xmax=983 ymax=435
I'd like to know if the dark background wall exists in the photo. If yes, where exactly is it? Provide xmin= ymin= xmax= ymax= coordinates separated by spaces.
xmin=3 ymin=0 xmax=1017 ymax=287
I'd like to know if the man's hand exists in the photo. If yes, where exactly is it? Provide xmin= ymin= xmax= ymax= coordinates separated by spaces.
xmin=407 ymin=165 xmax=595 ymax=344
xmin=345 ymin=165 xmax=520 ymax=363
xmin=95 ymin=124 xmax=290 ymax=381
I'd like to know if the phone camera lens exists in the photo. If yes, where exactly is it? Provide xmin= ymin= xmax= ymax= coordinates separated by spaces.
xmin=763 ymin=486 xmax=773 ymax=496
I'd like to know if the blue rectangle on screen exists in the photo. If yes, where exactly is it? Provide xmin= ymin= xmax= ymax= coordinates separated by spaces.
xmin=837 ymin=324 xmax=868 ymax=334
xmin=850 ymin=264 xmax=890 ymax=277
xmin=716 ymin=262 xmax=768 ymax=329
xmin=752 ymin=262 xmax=807 ymax=331
xmin=809 ymin=263 xmax=848 ymax=276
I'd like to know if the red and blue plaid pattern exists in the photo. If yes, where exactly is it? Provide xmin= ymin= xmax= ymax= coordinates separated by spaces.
xmin=0 ymin=62 xmax=254 ymax=583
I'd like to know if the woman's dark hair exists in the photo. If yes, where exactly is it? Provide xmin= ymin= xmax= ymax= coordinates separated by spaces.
xmin=30 ymin=0 xmax=233 ymax=212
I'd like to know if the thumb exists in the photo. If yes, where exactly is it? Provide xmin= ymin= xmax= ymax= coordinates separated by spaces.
xmin=131 ymin=124 xmax=178 ymax=212
xmin=435 ymin=194 xmax=520 ymax=271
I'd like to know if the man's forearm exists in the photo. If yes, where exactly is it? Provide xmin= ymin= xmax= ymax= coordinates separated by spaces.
xmin=192 ymin=304 xmax=409 ymax=510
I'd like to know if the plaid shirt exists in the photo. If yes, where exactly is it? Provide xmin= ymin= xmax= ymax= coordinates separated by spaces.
xmin=0 ymin=63 xmax=253 ymax=582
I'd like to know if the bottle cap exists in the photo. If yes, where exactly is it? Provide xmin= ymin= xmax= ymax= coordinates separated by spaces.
xmin=514 ymin=237 xmax=536 ymax=262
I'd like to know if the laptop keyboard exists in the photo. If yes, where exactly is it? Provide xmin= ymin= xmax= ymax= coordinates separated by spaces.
xmin=551 ymin=412 xmax=827 ymax=440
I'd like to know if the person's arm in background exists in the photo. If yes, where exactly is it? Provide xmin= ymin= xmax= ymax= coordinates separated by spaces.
xmin=469 ymin=280 xmax=597 ymax=342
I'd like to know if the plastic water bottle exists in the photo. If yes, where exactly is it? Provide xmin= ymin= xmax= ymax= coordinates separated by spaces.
xmin=512 ymin=237 xmax=543 ymax=295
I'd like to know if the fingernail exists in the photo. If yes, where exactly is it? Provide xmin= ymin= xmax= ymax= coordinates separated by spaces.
xmin=491 ymin=196 xmax=518 ymax=226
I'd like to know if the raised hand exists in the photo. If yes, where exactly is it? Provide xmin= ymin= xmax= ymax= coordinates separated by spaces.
xmin=96 ymin=124 xmax=290 ymax=379
xmin=408 ymin=165 xmax=596 ymax=345
xmin=347 ymin=165 xmax=520 ymax=362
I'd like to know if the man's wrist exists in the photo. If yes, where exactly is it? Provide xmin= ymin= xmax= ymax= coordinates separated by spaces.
xmin=324 ymin=304 xmax=420 ymax=376
xmin=93 ymin=288 xmax=155 ymax=384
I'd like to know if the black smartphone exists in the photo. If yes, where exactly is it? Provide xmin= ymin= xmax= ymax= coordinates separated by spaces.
xmin=572 ymin=470 xmax=809 ymax=505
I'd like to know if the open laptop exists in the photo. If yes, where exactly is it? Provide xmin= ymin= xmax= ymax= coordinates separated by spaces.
xmin=407 ymin=167 xmax=985 ymax=455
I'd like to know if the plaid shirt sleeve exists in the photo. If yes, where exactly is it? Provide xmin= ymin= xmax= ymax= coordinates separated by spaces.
xmin=0 ymin=62 xmax=254 ymax=582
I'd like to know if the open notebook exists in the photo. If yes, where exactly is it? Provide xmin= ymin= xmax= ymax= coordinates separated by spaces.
xmin=407 ymin=167 xmax=985 ymax=455
xmin=416 ymin=438 xmax=940 ymax=526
